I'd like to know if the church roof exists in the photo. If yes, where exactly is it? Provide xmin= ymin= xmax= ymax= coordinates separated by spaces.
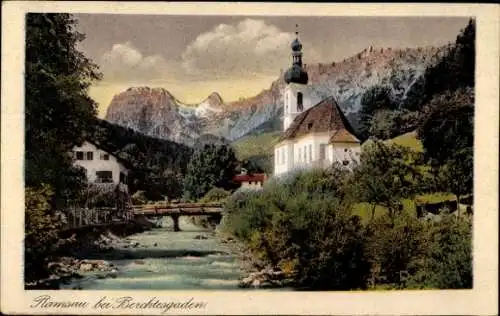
xmin=329 ymin=128 xmax=360 ymax=144
xmin=278 ymin=96 xmax=360 ymax=144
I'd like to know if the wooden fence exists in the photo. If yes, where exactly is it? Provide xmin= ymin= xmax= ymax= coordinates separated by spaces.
xmin=63 ymin=207 xmax=134 ymax=229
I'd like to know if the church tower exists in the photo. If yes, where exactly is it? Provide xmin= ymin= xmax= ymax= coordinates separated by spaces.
xmin=283 ymin=25 xmax=311 ymax=131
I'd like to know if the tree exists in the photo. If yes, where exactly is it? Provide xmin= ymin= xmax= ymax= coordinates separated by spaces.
xmin=438 ymin=148 xmax=473 ymax=217
xmin=359 ymin=85 xmax=398 ymax=139
xmin=183 ymin=144 xmax=239 ymax=200
xmin=417 ymin=87 xmax=474 ymax=165
xmin=422 ymin=19 xmax=475 ymax=102
xmin=25 ymin=13 xmax=101 ymax=206
xmin=402 ymin=75 xmax=427 ymax=111
xmin=24 ymin=13 xmax=102 ymax=284
xmin=352 ymin=141 xmax=420 ymax=222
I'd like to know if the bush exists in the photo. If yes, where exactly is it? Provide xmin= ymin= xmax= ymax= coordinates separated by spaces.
xmin=83 ymin=183 xmax=130 ymax=208
xmin=25 ymin=184 xmax=63 ymax=282
xmin=199 ymin=187 xmax=231 ymax=203
xmin=223 ymin=167 xmax=370 ymax=290
xmin=364 ymin=213 xmax=429 ymax=288
xmin=131 ymin=190 xmax=148 ymax=205
xmin=403 ymin=215 xmax=472 ymax=289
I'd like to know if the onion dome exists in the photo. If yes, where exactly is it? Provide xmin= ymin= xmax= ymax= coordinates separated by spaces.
xmin=284 ymin=64 xmax=308 ymax=84
xmin=284 ymin=25 xmax=308 ymax=84
xmin=291 ymin=38 xmax=302 ymax=51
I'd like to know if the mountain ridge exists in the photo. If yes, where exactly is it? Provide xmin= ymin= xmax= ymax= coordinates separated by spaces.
xmin=104 ymin=44 xmax=449 ymax=145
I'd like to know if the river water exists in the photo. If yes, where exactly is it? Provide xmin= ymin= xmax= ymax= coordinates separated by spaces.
xmin=61 ymin=217 xmax=248 ymax=290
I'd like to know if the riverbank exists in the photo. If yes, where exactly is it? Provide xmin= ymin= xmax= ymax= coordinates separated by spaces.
xmin=215 ymin=229 xmax=293 ymax=289
xmin=25 ymin=219 xmax=158 ymax=289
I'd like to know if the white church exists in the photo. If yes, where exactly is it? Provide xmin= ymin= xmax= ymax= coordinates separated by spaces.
xmin=274 ymin=31 xmax=361 ymax=176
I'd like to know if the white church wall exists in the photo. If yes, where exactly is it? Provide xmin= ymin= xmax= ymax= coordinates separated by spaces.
xmin=274 ymin=141 xmax=294 ymax=176
xmin=292 ymin=134 xmax=331 ymax=171
xmin=328 ymin=143 xmax=361 ymax=168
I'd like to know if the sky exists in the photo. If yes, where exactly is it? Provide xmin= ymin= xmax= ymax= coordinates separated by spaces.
xmin=74 ymin=15 xmax=469 ymax=117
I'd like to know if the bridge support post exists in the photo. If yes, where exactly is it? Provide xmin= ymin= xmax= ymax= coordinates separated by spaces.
xmin=171 ymin=214 xmax=181 ymax=232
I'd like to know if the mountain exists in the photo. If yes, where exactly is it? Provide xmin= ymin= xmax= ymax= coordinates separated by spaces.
xmin=105 ymin=45 xmax=449 ymax=145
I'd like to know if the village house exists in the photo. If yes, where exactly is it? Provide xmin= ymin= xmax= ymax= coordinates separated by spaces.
xmin=233 ymin=169 xmax=267 ymax=190
xmin=72 ymin=140 xmax=129 ymax=191
xmin=274 ymin=30 xmax=361 ymax=176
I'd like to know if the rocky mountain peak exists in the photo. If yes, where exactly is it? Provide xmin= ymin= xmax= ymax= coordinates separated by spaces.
xmin=206 ymin=92 xmax=224 ymax=106
xmin=104 ymin=44 xmax=448 ymax=145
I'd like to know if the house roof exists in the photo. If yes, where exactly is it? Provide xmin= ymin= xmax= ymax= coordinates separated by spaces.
xmin=233 ymin=174 xmax=267 ymax=183
xmin=278 ymin=96 xmax=359 ymax=143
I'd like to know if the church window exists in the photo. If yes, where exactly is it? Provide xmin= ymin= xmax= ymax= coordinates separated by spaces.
xmin=309 ymin=145 xmax=312 ymax=162
xmin=298 ymin=148 xmax=302 ymax=162
xmin=304 ymin=145 xmax=307 ymax=162
xmin=297 ymin=92 xmax=303 ymax=111
xmin=281 ymin=148 xmax=285 ymax=165
xmin=319 ymin=144 xmax=326 ymax=160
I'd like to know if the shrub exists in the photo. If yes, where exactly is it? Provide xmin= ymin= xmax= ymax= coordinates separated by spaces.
xmin=131 ymin=190 xmax=148 ymax=205
xmin=364 ymin=213 xmax=429 ymax=288
xmin=199 ymin=187 xmax=231 ymax=203
xmin=25 ymin=184 xmax=63 ymax=282
xmin=223 ymin=168 xmax=370 ymax=290
xmin=403 ymin=215 xmax=472 ymax=289
xmin=83 ymin=183 xmax=130 ymax=208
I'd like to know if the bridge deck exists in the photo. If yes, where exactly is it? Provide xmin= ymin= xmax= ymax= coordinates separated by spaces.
xmin=132 ymin=203 xmax=223 ymax=217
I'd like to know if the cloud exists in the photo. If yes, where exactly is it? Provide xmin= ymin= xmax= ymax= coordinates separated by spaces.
xmin=100 ymin=42 xmax=176 ymax=82
xmin=181 ymin=19 xmax=322 ymax=79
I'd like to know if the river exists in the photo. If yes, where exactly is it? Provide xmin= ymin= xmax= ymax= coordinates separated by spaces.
xmin=61 ymin=217 xmax=250 ymax=290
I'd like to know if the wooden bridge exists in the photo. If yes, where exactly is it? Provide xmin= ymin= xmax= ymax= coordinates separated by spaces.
xmin=131 ymin=202 xmax=224 ymax=231
xmin=62 ymin=202 xmax=224 ymax=232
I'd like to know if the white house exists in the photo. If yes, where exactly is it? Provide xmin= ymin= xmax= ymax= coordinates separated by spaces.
xmin=72 ymin=141 xmax=129 ymax=190
xmin=274 ymin=31 xmax=361 ymax=177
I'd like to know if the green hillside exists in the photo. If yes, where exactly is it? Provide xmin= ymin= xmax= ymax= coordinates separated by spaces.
xmin=231 ymin=131 xmax=281 ymax=174
xmin=388 ymin=131 xmax=423 ymax=152
xmin=231 ymin=131 xmax=281 ymax=160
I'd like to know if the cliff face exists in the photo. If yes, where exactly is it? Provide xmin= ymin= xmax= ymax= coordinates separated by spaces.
xmin=106 ymin=87 xmax=194 ymax=146
xmin=105 ymin=45 xmax=448 ymax=145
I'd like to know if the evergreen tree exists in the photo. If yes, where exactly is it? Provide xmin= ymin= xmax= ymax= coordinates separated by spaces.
xmin=183 ymin=144 xmax=239 ymax=200
xmin=358 ymin=85 xmax=397 ymax=139
xmin=423 ymin=19 xmax=475 ymax=101
xmin=417 ymin=87 xmax=474 ymax=165
xmin=24 ymin=13 xmax=101 ymax=283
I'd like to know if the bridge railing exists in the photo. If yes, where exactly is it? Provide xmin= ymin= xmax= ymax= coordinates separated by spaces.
xmin=63 ymin=207 xmax=134 ymax=229
xmin=131 ymin=202 xmax=223 ymax=212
